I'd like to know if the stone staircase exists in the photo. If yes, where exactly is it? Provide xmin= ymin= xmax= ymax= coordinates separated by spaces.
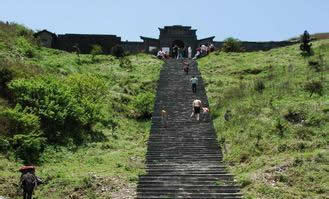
xmin=137 ymin=59 xmax=242 ymax=199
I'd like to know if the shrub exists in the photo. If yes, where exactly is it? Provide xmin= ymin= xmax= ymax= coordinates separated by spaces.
xmin=15 ymin=36 xmax=37 ymax=58
xmin=65 ymin=73 xmax=108 ymax=126
xmin=132 ymin=92 xmax=154 ymax=119
xmin=275 ymin=119 xmax=285 ymax=137
xmin=0 ymin=107 xmax=41 ymax=137
xmin=0 ymin=137 xmax=10 ymax=152
xmin=90 ymin=44 xmax=103 ymax=62
xmin=8 ymin=75 xmax=106 ymax=143
xmin=254 ymin=79 xmax=265 ymax=93
xmin=12 ymin=133 xmax=46 ymax=164
xmin=295 ymin=128 xmax=314 ymax=140
xmin=222 ymin=37 xmax=243 ymax=52
xmin=304 ymin=80 xmax=323 ymax=97
xmin=112 ymin=45 xmax=125 ymax=58
xmin=284 ymin=108 xmax=305 ymax=124
xmin=308 ymin=60 xmax=321 ymax=72
xmin=0 ymin=107 xmax=44 ymax=163
xmin=119 ymin=57 xmax=132 ymax=68
xmin=0 ymin=67 xmax=13 ymax=96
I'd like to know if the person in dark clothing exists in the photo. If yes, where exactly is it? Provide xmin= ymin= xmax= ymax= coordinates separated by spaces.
xmin=183 ymin=62 xmax=189 ymax=75
xmin=19 ymin=166 xmax=42 ymax=199
xmin=172 ymin=45 xmax=178 ymax=58
xmin=21 ymin=172 xmax=37 ymax=199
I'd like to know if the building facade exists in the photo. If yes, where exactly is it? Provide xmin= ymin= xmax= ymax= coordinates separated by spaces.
xmin=34 ymin=26 xmax=296 ymax=55
xmin=141 ymin=25 xmax=215 ymax=56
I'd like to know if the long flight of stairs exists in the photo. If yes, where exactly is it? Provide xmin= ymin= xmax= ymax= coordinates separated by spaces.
xmin=137 ymin=59 xmax=242 ymax=199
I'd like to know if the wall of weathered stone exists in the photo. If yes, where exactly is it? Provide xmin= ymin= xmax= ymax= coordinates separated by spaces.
xmin=213 ymin=41 xmax=297 ymax=52
xmin=54 ymin=34 xmax=121 ymax=54
xmin=121 ymin=41 xmax=145 ymax=53
xmin=35 ymin=29 xmax=298 ymax=55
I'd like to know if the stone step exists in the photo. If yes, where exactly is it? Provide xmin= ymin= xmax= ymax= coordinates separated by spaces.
xmin=138 ymin=181 xmax=237 ymax=186
xmin=137 ymin=192 xmax=243 ymax=199
xmin=137 ymin=187 xmax=240 ymax=193
xmin=137 ymin=59 xmax=241 ymax=198
xmin=139 ymin=174 xmax=235 ymax=179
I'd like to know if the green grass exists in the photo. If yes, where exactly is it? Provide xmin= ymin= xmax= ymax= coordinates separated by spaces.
xmin=198 ymin=40 xmax=329 ymax=199
xmin=0 ymin=22 xmax=163 ymax=198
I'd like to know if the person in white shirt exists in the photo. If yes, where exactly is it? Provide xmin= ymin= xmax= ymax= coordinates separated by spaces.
xmin=190 ymin=76 xmax=198 ymax=93
xmin=193 ymin=49 xmax=201 ymax=60
xmin=188 ymin=46 xmax=192 ymax=59
xmin=201 ymin=44 xmax=207 ymax=55
xmin=157 ymin=50 xmax=163 ymax=59
xmin=209 ymin=43 xmax=215 ymax=52
xmin=161 ymin=109 xmax=168 ymax=127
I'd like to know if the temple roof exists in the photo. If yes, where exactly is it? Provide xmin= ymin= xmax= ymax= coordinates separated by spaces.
xmin=159 ymin=25 xmax=197 ymax=32
xmin=140 ymin=36 xmax=159 ymax=41
xmin=198 ymin=36 xmax=216 ymax=41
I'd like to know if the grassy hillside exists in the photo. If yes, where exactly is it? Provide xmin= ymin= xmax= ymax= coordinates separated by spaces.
xmin=0 ymin=22 xmax=163 ymax=198
xmin=198 ymin=40 xmax=329 ymax=199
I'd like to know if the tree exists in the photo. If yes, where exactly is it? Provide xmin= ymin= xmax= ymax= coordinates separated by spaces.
xmin=300 ymin=30 xmax=312 ymax=55
xmin=90 ymin=44 xmax=103 ymax=62
xmin=222 ymin=37 xmax=243 ymax=52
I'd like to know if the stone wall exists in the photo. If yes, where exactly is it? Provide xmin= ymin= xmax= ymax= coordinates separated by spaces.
xmin=54 ymin=34 xmax=121 ymax=54
xmin=35 ymin=28 xmax=298 ymax=55
xmin=121 ymin=41 xmax=145 ymax=54
xmin=213 ymin=41 xmax=297 ymax=52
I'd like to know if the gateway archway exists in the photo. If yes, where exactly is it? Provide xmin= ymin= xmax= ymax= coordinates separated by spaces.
xmin=172 ymin=40 xmax=185 ymax=48
xmin=171 ymin=40 xmax=185 ymax=58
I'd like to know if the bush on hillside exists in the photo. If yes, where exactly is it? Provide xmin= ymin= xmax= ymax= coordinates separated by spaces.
xmin=0 ymin=107 xmax=45 ymax=163
xmin=112 ymin=45 xmax=125 ymax=58
xmin=0 ymin=107 xmax=41 ymax=136
xmin=0 ymin=137 xmax=10 ymax=152
xmin=119 ymin=57 xmax=132 ymax=68
xmin=15 ymin=36 xmax=37 ymax=58
xmin=133 ymin=92 xmax=154 ymax=119
xmin=0 ymin=67 xmax=13 ymax=96
xmin=304 ymin=80 xmax=323 ymax=97
xmin=8 ymin=75 xmax=107 ymax=143
xmin=222 ymin=37 xmax=243 ymax=52
xmin=65 ymin=73 xmax=108 ymax=127
xmin=254 ymin=79 xmax=265 ymax=93
xmin=90 ymin=44 xmax=103 ymax=62
xmin=308 ymin=54 xmax=326 ymax=72
xmin=12 ymin=133 xmax=46 ymax=164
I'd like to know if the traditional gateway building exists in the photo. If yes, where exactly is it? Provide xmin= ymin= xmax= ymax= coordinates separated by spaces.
xmin=141 ymin=25 xmax=215 ymax=55
xmin=35 ymin=25 xmax=296 ymax=55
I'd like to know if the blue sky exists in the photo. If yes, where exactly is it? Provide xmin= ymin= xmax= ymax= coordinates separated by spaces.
xmin=1 ymin=0 xmax=328 ymax=41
